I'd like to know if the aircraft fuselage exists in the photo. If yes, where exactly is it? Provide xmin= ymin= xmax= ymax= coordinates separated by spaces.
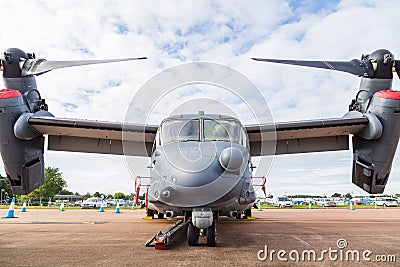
xmin=147 ymin=113 xmax=256 ymax=227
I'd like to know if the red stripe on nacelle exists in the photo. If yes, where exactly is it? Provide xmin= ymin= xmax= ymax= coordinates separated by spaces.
xmin=375 ymin=90 xmax=400 ymax=100
xmin=0 ymin=89 xmax=22 ymax=99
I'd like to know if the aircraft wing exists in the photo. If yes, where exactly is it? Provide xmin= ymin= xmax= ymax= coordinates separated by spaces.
xmin=246 ymin=115 xmax=369 ymax=156
xmin=29 ymin=114 xmax=369 ymax=157
xmin=28 ymin=116 xmax=158 ymax=156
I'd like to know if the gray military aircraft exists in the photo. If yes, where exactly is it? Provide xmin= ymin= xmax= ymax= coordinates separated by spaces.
xmin=0 ymin=48 xmax=399 ymax=247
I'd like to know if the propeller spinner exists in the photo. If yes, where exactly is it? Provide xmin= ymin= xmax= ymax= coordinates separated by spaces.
xmin=252 ymin=49 xmax=400 ymax=80
xmin=1 ymin=48 xmax=147 ymax=78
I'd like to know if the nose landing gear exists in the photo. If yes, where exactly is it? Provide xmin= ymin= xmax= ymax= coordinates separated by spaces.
xmin=187 ymin=221 xmax=217 ymax=247
xmin=146 ymin=209 xmax=218 ymax=249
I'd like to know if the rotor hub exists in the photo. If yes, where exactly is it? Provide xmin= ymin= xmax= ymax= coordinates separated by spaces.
xmin=366 ymin=49 xmax=394 ymax=79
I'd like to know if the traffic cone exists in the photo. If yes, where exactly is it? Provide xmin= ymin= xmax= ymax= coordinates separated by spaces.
xmin=350 ymin=201 xmax=355 ymax=210
xmin=115 ymin=202 xmax=121 ymax=213
xmin=4 ymin=197 xmax=16 ymax=218
xmin=21 ymin=200 xmax=27 ymax=212
xmin=60 ymin=201 xmax=65 ymax=211
xmin=99 ymin=200 xmax=105 ymax=212
xmin=257 ymin=200 xmax=263 ymax=211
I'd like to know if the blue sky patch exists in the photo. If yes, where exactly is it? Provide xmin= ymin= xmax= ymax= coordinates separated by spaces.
xmin=116 ymin=23 xmax=129 ymax=35
xmin=288 ymin=0 xmax=339 ymax=14
xmin=63 ymin=103 xmax=78 ymax=112
xmin=107 ymin=80 xmax=122 ymax=87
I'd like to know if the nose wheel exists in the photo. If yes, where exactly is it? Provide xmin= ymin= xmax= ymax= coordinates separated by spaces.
xmin=187 ymin=221 xmax=217 ymax=247
xmin=206 ymin=222 xmax=217 ymax=247
xmin=187 ymin=222 xmax=199 ymax=246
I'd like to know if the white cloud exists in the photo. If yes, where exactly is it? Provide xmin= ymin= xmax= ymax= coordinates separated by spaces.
xmin=0 ymin=0 xmax=399 ymax=196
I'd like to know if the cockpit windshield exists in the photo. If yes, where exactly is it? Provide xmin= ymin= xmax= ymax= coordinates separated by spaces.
xmin=159 ymin=118 xmax=247 ymax=147
xmin=160 ymin=119 xmax=200 ymax=144
xmin=204 ymin=119 xmax=241 ymax=143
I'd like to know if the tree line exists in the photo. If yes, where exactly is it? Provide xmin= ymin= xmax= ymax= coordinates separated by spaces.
xmin=0 ymin=167 xmax=137 ymax=204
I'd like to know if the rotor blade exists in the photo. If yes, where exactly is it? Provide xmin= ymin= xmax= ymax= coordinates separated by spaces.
xmin=251 ymin=58 xmax=374 ymax=78
xmin=394 ymin=60 xmax=400 ymax=79
xmin=22 ymin=57 xmax=147 ymax=76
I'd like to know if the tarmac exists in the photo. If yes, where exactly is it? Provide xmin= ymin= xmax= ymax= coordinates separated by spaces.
xmin=0 ymin=207 xmax=399 ymax=267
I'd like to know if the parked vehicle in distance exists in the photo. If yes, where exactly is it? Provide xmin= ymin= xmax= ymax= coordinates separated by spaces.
xmin=107 ymin=199 xmax=117 ymax=206
xmin=374 ymin=198 xmax=398 ymax=207
xmin=81 ymin=197 xmax=104 ymax=209
xmin=354 ymin=198 xmax=373 ymax=205
xmin=74 ymin=200 xmax=82 ymax=207
xmin=292 ymin=199 xmax=305 ymax=205
xmin=315 ymin=198 xmax=336 ymax=207
xmin=258 ymin=199 xmax=273 ymax=205
xmin=273 ymin=196 xmax=293 ymax=208
xmin=107 ymin=199 xmax=126 ymax=206
xmin=332 ymin=198 xmax=345 ymax=206
xmin=48 ymin=201 xmax=58 ymax=206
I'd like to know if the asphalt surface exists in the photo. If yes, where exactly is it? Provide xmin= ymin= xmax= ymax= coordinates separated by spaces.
xmin=0 ymin=208 xmax=399 ymax=266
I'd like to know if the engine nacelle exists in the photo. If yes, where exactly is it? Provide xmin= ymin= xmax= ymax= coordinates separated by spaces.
xmin=0 ymin=89 xmax=47 ymax=194
xmin=352 ymin=90 xmax=400 ymax=194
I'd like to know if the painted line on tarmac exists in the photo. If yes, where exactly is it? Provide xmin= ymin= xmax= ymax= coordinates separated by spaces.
xmin=0 ymin=218 xmax=178 ymax=224
xmin=0 ymin=221 xmax=108 ymax=225
xmin=248 ymin=218 xmax=400 ymax=224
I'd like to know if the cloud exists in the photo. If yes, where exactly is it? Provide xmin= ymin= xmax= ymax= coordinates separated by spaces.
xmin=0 ymin=0 xmax=399 ymax=196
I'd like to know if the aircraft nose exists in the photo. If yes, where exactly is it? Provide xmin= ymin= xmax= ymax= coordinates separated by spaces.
xmin=219 ymin=147 xmax=243 ymax=173
xmin=150 ymin=142 xmax=249 ymax=207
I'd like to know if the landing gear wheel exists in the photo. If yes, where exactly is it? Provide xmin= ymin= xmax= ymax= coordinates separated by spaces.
xmin=187 ymin=222 xmax=199 ymax=246
xmin=147 ymin=209 xmax=154 ymax=218
xmin=244 ymin=208 xmax=252 ymax=219
xmin=236 ymin=212 xmax=242 ymax=219
xmin=206 ymin=223 xmax=217 ymax=247
xmin=158 ymin=213 xmax=164 ymax=219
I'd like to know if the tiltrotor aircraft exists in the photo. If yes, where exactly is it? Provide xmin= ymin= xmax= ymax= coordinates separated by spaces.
xmin=0 ymin=47 xmax=399 ymax=247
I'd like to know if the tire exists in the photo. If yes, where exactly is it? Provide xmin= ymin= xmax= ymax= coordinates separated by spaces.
xmin=187 ymin=222 xmax=199 ymax=246
xmin=206 ymin=223 xmax=217 ymax=247
xmin=236 ymin=212 xmax=242 ymax=219
xmin=158 ymin=213 xmax=164 ymax=219
xmin=244 ymin=208 xmax=252 ymax=218
xmin=147 ymin=209 xmax=154 ymax=218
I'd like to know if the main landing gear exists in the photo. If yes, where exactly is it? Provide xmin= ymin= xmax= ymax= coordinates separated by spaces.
xmin=145 ymin=209 xmax=164 ymax=219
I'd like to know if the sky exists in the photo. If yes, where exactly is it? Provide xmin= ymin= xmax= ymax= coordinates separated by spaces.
xmin=1 ymin=0 xmax=400 ymax=197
